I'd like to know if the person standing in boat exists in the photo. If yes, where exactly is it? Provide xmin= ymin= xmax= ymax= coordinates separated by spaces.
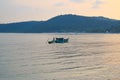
xmin=53 ymin=37 xmax=55 ymax=42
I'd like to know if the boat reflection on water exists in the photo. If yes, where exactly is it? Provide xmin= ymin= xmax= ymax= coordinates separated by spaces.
xmin=48 ymin=37 xmax=69 ymax=44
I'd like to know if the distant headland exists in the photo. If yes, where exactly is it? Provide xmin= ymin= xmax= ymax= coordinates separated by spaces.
xmin=0 ymin=14 xmax=120 ymax=33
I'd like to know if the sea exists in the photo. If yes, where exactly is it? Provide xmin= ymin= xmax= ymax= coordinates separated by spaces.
xmin=0 ymin=33 xmax=120 ymax=80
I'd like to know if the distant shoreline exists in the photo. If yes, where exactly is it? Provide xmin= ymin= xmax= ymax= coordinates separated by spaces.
xmin=0 ymin=32 xmax=120 ymax=34
xmin=0 ymin=14 xmax=120 ymax=33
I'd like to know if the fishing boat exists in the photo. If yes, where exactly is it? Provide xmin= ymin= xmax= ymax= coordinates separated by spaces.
xmin=48 ymin=37 xmax=69 ymax=44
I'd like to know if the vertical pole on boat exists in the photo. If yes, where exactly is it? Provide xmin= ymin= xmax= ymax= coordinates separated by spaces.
xmin=53 ymin=37 xmax=55 ymax=42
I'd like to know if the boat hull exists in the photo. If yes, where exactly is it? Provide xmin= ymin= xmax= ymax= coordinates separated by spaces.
xmin=48 ymin=38 xmax=69 ymax=44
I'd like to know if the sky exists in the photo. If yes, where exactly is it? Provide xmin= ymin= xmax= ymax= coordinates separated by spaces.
xmin=0 ymin=0 xmax=120 ymax=23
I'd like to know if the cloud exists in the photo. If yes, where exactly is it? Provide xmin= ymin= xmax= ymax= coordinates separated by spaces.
xmin=69 ymin=0 xmax=85 ymax=3
xmin=69 ymin=0 xmax=104 ymax=9
xmin=93 ymin=0 xmax=103 ymax=9
xmin=54 ymin=2 xmax=65 ymax=7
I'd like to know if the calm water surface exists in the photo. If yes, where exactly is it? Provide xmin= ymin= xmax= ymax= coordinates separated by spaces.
xmin=0 ymin=33 xmax=120 ymax=80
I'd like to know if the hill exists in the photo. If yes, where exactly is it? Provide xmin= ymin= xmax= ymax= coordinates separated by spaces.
xmin=0 ymin=14 xmax=120 ymax=33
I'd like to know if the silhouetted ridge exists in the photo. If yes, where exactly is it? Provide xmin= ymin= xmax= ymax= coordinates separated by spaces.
xmin=0 ymin=14 xmax=120 ymax=33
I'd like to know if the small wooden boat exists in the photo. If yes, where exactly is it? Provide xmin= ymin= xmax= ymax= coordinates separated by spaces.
xmin=48 ymin=37 xmax=69 ymax=44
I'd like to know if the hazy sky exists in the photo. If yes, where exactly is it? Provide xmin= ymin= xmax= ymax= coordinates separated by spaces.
xmin=0 ymin=0 xmax=120 ymax=23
